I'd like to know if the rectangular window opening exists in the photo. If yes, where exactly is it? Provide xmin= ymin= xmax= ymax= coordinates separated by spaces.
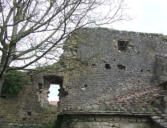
xmin=118 ymin=40 xmax=128 ymax=51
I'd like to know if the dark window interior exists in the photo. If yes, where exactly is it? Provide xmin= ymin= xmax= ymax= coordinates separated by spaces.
xmin=118 ymin=40 xmax=128 ymax=51
xmin=44 ymin=75 xmax=63 ymax=87
xmin=38 ymin=83 xmax=43 ymax=89
xmin=117 ymin=64 xmax=126 ymax=70
xmin=27 ymin=112 xmax=32 ymax=116
xmin=105 ymin=64 xmax=111 ymax=69
xmin=84 ymin=84 xmax=88 ymax=88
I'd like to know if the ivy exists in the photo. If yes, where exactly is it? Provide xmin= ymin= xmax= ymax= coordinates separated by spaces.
xmin=1 ymin=70 xmax=27 ymax=95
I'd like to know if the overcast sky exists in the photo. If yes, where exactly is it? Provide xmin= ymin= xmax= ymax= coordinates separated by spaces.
xmin=113 ymin=0 xmax=167 ymax=35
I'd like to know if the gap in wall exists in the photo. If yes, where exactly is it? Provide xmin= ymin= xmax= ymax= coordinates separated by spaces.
xmin=48 ymin=84 xmax=60 ymax=105
xmin=118 ymin=40 xmax=128 ymax=51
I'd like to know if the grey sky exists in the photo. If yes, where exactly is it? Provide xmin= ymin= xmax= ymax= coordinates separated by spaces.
xmin=113 ymin=0 xmax=167 ymax=35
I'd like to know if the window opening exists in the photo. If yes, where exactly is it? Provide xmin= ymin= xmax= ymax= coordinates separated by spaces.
xmin=105 ymin=64 xmax=111 ymax=69
xmin=38 ymin=83 xmax=43 ymax=89
xmin=117 ymin=64 xmax=126 ymax=70
xmin=48 ymin=84 xmax=60 ymax=105
xmin=84 ymin=84 xmax=88 ymax=88
xmin=91 ymin=64 xmax=96 ymax=68
xmin=118 ymin=40 xmax=128 ymax=51
xmin=27 ymin=112 xmax=32 ymax=116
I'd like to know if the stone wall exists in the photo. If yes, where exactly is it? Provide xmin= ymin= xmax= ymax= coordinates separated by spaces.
xmin=0 ymin=73 xmax=58 ymax=128
xmin=59 ymin=28 xmax=167 ymax=112
xmin=1 ymin=28 xmax=167 ymax=127
xmin=60 ymin=114 xmax=153 ymax=128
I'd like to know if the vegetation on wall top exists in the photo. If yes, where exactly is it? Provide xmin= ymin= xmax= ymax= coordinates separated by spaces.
xmin=1 ymin=70 xmax=27 ymax=95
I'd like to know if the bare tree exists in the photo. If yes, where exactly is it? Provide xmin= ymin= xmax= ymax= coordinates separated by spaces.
xmin=0 ymin=0 xmax=126 ymax=93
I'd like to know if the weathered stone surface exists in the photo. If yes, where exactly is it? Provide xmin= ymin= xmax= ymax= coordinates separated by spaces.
xmin=60 ymin=115 xmax=152 ymax=128
xmin=1 ymin=28 xmax=167 ymax=128
xmin=59 ymin=28 xmax=167 ymax=128
xmin=59 ymin=28 xmax=167 ymax=111
xmin=0 ymin=74 xmax=58 ymax=128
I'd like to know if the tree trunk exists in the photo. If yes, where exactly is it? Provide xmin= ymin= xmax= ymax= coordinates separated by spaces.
xmin=0 ymin=76 xmax=4 ymax=95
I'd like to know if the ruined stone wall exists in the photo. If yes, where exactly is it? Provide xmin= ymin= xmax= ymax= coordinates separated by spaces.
xmin=60 ymin=28 xmax=167 ymax=111
xmin=60 ymin=115 xmax=153 ymax=128
xmin=1 ymin=28 xmax=167 ymax=127
xmin=0 ymin=73 xmax=58 ymax=128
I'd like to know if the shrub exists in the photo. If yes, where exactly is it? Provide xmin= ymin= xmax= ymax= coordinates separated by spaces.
xmin=1 ymin=70 xmax=27 ymax=95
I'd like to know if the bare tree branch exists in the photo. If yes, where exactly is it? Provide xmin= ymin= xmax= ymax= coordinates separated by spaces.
xmin=0 ymin=0 xmax=127 ymax=93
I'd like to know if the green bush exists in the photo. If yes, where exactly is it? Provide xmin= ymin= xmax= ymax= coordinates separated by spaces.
xmin=2 ymin=70 xmax=27 ymax=94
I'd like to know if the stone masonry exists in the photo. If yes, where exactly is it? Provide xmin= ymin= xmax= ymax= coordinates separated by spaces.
xmin=1 ymin=27 xmax=167 ymax=128
xmin=0 ymin=73 xmax=58 ymax=128
xmin=57 ymin=28 xmax=167 ymax=128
